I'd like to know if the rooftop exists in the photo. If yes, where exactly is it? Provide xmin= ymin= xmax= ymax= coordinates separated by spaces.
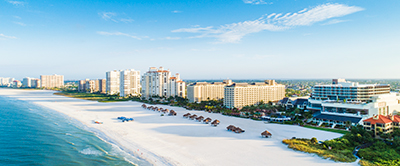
xmin=314 ymin=112 xmax=362 ymax=123
xmin=363 ymin=115 xmax=394 ymax=125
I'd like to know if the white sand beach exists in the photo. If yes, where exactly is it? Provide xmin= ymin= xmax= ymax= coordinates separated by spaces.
xmin=0 ymin=89 xmax=358 ymax=166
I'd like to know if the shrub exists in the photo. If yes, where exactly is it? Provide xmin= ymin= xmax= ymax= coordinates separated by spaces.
xmin=311 ymin=137 xmax=318 ymax=144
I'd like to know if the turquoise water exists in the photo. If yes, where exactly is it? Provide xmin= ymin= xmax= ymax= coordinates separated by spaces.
xmin=0 ymin=96 xmax=147 ymax=166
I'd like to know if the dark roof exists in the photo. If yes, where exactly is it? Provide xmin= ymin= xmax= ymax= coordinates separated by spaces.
xmin=293 ymin=99 xmax=308 ymax=106
xmin=280 ymin=97 xmax=290 ymax=104
xmin=313 ymin=112 xmax=362 ymax=123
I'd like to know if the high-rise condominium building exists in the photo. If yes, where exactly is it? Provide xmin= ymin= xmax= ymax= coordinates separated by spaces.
xmin=98 ymin=79 xmax=106 ymax=94
xmin=187 ymin=80 xmax=233 ymax=103
xmin=141 ymin=67 xmax=186 ymax=99
xmin=23 ymin=77 xmax=32 ymax=87
xmin=167 ymin=74 xmax=186 ymax=98
xmin=78 ymin=79 xmax=88 ymax=92
xmin=86 ymin=79 xmax=99 ymax=93
xmin=106 ymin=69 xmax=141 ymax=96
xmin=106 ymin=70 xmax=120 ymax=95
xmin=23 ymin=77 xmax=40 ymax=88
xmin=223 ymin=80 xmax=285 ymax=109
xmin=40 ymin=74 xmax=64 ymax=88
xmin=0 ymin=77 xmax=15 ymax=87
xmin=31 ymin=79 xmax=41 ymax=88
xmin=79 ymin=79 xmax=105 ymax=93
xmin=120 ymin=69 xmax=141 ymax=97
xmin=13 ymin=80 xmax=22 ymax=88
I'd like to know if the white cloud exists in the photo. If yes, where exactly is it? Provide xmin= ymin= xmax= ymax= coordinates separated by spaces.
xmin=243 ymin=0 xmax=272 ymax=5
xmin=173 ymin=3 xmax=364 ymax=43
xmin=322 ymin=19 xmax=349 ymax=25
xmin=13 ymin=22 xmax=26 ymax=26
xmin=120 ymin=18 xmax=134 ymax=23
xmin=99 ymin=12 xmax=135 ymax=23
xmin=97 ymin=31 xmax=141 ymax=40
xmin=172 ymin=10 xmax=182 ymax=13
xmin=7 ymin=0 xmax=24 ymax=6
xmin=164 ymin=37 xmax=181 ymax=40
xmin=98 ymin=12 xmax=118 ymax=22
xmin=0 ymin=34 xmax=17 ymax=39
xmin=13 ymin=16 xmax=21 ymax=19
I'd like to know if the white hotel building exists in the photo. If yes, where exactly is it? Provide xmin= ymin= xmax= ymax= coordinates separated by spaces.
xmin=308 ymin=79 xmax=400 ymax=126
xmin=141 ymin=67 xmax=185 ymax=99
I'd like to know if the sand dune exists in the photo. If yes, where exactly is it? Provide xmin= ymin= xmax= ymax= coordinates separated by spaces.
xmin=0 ymin=89 xmax=357 ymax=166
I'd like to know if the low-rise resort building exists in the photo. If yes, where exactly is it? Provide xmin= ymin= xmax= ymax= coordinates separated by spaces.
xmin=363 ymin=114 xmax=400 ymax=134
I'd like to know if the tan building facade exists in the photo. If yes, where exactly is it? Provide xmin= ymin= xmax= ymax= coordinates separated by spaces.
xmin=223 ymin=80 xmax=285 ymax=109
xmin=40 ymin=74 xmax=64 ymax=88
xmin=86 ymin=79 xmax=99 ymax=93
xmin=187 ymin=80 xmax=233 ymax=103
xmin=78 ymin=79 xmax=88 ymax=92
xmin=31 ymin=78 xmax=41 ymax=88
xmin=99 ymin=79 xmax=106 ymax=94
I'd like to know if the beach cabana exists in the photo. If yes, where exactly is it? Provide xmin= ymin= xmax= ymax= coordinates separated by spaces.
xmin=226 ymin=125 xmax=236 ymax=131
xmin=196 ymin=116 xmax=204 ymax=122
xmin=203 ymin=118 xmax=212 ymax=124
xmin=163 ymin=109 xmax=169 ymax=114
xmin=261 ymin=130 xmax=272 ymax=138
xmin=234 ymin=127 xmax=245 ymax=133
xmin=211 ymin=120 xmax=220 ymax=126
xmin=169 ymin=110 xmax=177 ymax=116
xmin=189 ymin=114 xmax=198 ymax=120
xmin=183 ymin=113 xmax=191 ymax=118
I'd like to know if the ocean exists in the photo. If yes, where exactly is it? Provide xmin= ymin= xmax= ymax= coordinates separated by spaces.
xmin=0 ymin=95 xmax=148 ymax=166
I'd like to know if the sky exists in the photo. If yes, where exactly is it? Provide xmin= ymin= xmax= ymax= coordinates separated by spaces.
xmin=1 ymin=0 xmax=400 ymax=80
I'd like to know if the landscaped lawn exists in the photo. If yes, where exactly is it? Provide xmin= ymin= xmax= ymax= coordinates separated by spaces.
xmin=303 ymin=125 xmax=349 ymax=134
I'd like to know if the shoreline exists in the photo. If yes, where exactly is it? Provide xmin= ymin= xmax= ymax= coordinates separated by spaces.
xmin=0 ymin=89 xmax=357 ymax=166
xmin=0 ymin=89 xmax=168 ymax=166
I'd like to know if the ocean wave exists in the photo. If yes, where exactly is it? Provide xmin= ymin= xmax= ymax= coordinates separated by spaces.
xmin=79 ymin=147 xmax=103 ymax=156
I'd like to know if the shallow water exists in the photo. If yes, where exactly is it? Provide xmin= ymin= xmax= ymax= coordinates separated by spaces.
xmin=0 ymin=95 xmax=146 ymax=166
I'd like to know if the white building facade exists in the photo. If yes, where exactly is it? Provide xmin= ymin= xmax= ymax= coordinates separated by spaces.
xmin=23 ymin=77 xmax=32 ymax=87
xmin=106 ymin=70 xmax=120 ymax=95
xmin=141 ymin=67 xmax=185 ymax=99
xmin=308 ymin=79 xmax=400 ymax=126
xmin=120 ymin=69 xmax=141 ymax=97
xmin=0 ymin=77 xmax=15 ymax=87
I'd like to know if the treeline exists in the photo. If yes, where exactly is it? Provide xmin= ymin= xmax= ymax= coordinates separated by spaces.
xmin=283 ymin=125 xmax=400 ymax=166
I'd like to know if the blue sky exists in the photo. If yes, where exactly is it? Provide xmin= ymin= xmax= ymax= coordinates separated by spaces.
xmin=1 ymin=0 xmax=399 ymax=80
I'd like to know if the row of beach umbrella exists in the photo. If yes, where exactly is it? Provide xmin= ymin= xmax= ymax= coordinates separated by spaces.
xmin=142 ymin=104 xmax=177 ymax=116
xmin=183 ymin=113 xmax=220 ymax=126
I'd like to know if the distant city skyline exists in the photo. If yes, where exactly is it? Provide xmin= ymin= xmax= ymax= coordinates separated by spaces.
xmin=1 ymin=0 xmax=399 ymax=80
